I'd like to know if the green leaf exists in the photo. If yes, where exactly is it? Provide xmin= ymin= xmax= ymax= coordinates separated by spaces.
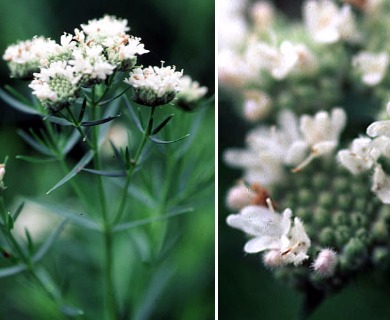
xmin=45 ymin=116 xmax=73 ymax=126
xmin=125 ymin=98 xmax=144 ymax=132
xmin=16 ymin=155 xmax=57 ymax=164
xmin=63 ymin=130 xmax=80 ymax=155
xmin=47 ymin=150 xmax=94 ymax=194
xmin=81 ymin=114 xmax=121 ymax=127
xmin=6 ymin=213 xmax=14 ymax=231
xmin=113 ymin=207 xmax=194 ymax=232
xmin=32 ymin=219 xmax=67 ymax=263
xmin=29 ymin=199 xmax=100 ymax=231
xmin=0 ymin=264 xmax=26 ymax=278
xmin=13 ymin=201 xmax=25 ymax=221
xmin=98 ymin=86 xmax=131 ymax=106
xmin=152 ymin=114 xmax=174 ymax=135
xmin=149 ymin=134 xmax=190 ymax=144
xmin=82 ymin=168 xmax=126 ymax=177
xmin=110 ymin=140 xmax=126 ymax=169
xmin=0 ymin=88 xmax=40 ymax=115
xmin=25 ymin=228 xmax=35 ymax=255
xmin=77 ymin=98 xmax=87 ymax=123
xmin=17 ymin=130 xmax=52 ymax=156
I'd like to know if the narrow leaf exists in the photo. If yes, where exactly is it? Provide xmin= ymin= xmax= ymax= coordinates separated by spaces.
xmin=110 ymin=141 xmax=126 ymax=169
xmin=113 ymin=207 xmax=194 ymax=232
xmin=25 ymin=228 xmax=35 ymax=255
xmin=32 ymin=219 xmax=67 ymax=263
xmin=45 ymin=116 xmax=73 ymax=126
xmin=47 ymin=150 xmax=94 ymax=194
xmin=149 ymin=134 xmax=190 ymax=144
xmin=17 ymin=130 xmax=52 ymax=156
xmin=77 ymin=98 xmax=87 ymax=123
xmin=63 ymin=130 xmax=81 ymax=155
xmin=152 ymin=114 xmax=174 ymax=135
xmin=0 ymin=264 xmax=26 ymax=278
xmin=16 ymin=155 xmax=57 ymax=164
xmin=125 ymin=98 xmax=144 ymax=132
xmin=0 ymin=88 xmax=40 ymax=115
xmin=4 ymin=85 xmax=32 ymax=105
xmin=29 ymin=199 xmax=100 ymax=231
xmin=82 ymin=168 xmax=126 ymax=177
xmin=81 ymin=114 xmax=120 ymax=127
xmin=98 ymin=87 xmax=131 ymax=106
xmin=13 ymin=201 xmax=25 ymax=221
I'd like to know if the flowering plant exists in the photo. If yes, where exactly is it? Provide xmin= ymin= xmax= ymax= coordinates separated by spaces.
xmin=0 ymin=14 xmax=213 ymax=319
xmin=220 ymin=0 xmax=390 ymax=318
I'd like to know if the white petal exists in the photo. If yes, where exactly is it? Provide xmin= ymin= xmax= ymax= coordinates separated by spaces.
xmin=372 ymin=165 xmax=390 ymax=204
xmin=244 ymin=236 xmax=280 ymax=253
xmin=367 ymin=120 xmax=390 ymax=138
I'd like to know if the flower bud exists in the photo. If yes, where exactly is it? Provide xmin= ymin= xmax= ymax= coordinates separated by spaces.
xmin=312 ymin=248 xmax=337 ymax=277
xmin=263 ymin=250 xmax=284 ymax=268
xmin=243 ymin=90 xmax=272 ymax=122
xmin=225 ymin=182 xmax=256 ymax=210
xmin=0 ymin=164 xmax=5 ymax=183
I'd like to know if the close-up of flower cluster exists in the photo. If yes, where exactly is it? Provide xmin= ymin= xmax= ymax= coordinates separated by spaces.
xmin=220 ymin=0 xmax=390 ymax=319
xmin=0 ymin=5 xmax=213 ymax=319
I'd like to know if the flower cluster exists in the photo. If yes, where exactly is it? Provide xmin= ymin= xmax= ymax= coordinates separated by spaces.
xmin=124 ymin=63 xmax=183 ymax=107
xmin=3 ymin=16 xmax=149 ymax=111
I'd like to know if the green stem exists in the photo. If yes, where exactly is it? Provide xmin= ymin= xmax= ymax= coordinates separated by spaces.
xmin=90 ymin=88 xmax=117 ymax=320
xmin=112 ymin=106 xmax=156 ymax=225
xmin=299 ymin=286 xmax=325 ymax=320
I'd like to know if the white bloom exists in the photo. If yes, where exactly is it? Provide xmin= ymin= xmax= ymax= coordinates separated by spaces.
xmin=3 ymin=37 xmax=58 ymax=78
xmin=218 ymin=0 xmax=248 ymax=50
xmin=29 ymin=60 xmax=81 ymax=110
xmin=224 ymin=110 xmax=302 ymax=186
xmin=303 ymin=0 xmax=359 ymax=44
xmin=124 ymin=64 xmax=183 ymax=106
xmin=371 ymin=165 xmax=390 ymax=204
xmin=218 ymin=49 xmax=252 ymax=87
xmin=292 ymin=108 xmax=347 ymax=171
xmin=70 ymin=45 xmax=115 ymax=82
xmin=245 ymin=41 xmax=316 ymax=80
xmin=176 ymin=75 xmax=208 ymax=104
xmin=367 ymin=104 xmax=390 ymax=138
xmin=243 ymin=90 xmax=272 ymax=122
xmin=312 ymin=248 xmax=337 ymax=277
xmin=337 ymin=137 xmax=379 ymax=174
xmin=81 ymin=15 xmax=129 ymax=39
xmin=227 ymin=204 xmax=311 ymax=265
xmin=353 ymin=51 xmax=389 ymax=86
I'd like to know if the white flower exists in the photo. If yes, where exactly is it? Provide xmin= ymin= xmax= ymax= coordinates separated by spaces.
xmin=81 ymin=15 xmax=129 ymax=39
xmin=105 ymin=35 xmax=149 ymax=70
xmin=293 ymin=108 xmax=347 ymax=171
xmin=367 ymin=104 xmax=390 ymax=138
xmin=124 ymin=64 xmax=183 ymax=106
xmin=3 ymin=36 xmax=58 ymax=78
xmin=312 ymin=248 xmax=337 ymax=277
xmin=303 ymin=0 xmax=359 ymax=44
xmin=176 ymin=75 xmax=208 ymax=104
xmin=371 ymin=165 xmax=390 ymax=204
xmin=29 ymin=60 xmax=81 ymax=111
xmin=218 ymin=49 xmax=252 ymax=87
xmin=226 ymin=204 xmax=311 ymax=265
xmin=243 ymin=90 xmax=272 ymax=122
xmin=352 ymin=51 xmax=389 ymax=86
xmin=337 ymin=137 xmax=380 ymax=174
xmin=244 ymin=41 xmax=315 ymax=80
xmin=224 ymin=110 xmax=302 ymax=186
xmin=70 ymin=45 xmax=115 ymax=83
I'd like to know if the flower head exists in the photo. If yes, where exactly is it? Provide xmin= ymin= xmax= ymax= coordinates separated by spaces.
xmin=175 ymin=75 xmax=208 ymax=110
xmin=124 ymin=63 xmax=183 ymax=107
xmin=312 ymin=248 xmax=338 ymax=277
xmin=3 ymin=37 xmax=58 ymax=78
xmin=29 ymin=61 xmax=81 ymax=111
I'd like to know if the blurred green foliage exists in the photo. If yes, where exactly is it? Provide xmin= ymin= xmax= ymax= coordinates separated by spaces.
xmin=0 ymin=0 xmax=214 ymax=319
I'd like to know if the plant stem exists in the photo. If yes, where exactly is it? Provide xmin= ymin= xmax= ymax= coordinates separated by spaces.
xmin=90 ymin=89 xmax=118 ymax=320
xmin=299 ymin=286 xmax=325 ymax=320
xmin=112 ymin=106 xmax=156 ymax=225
